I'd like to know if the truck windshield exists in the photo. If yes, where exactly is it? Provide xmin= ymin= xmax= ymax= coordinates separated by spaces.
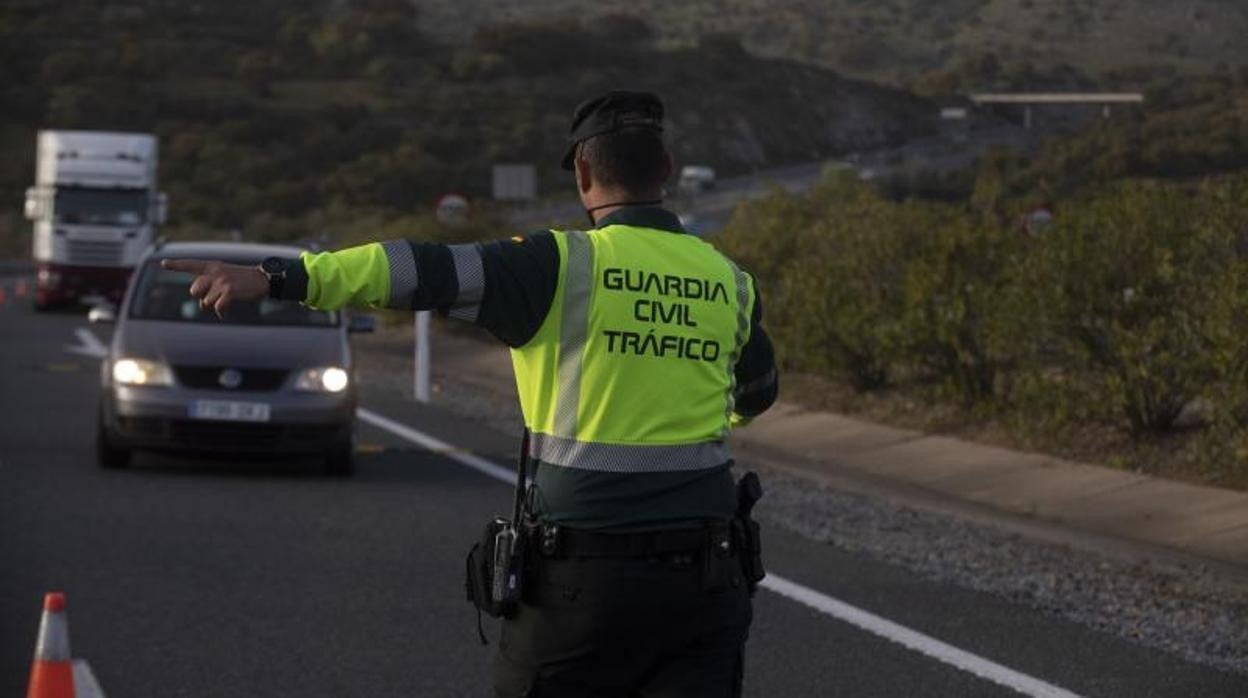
xmin=54 ymin=188 xmax=148 ymax=226
xmin=129 ymin=263 xmax=338 ymax=327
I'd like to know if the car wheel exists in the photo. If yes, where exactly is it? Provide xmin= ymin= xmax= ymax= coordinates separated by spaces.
xmin=96 ymin=422 xmax=132 ymax=470
xmin=324 ymin=438 xmax=355 ymax=477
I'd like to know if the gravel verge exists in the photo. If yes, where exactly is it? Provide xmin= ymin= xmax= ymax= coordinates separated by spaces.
xmin=756 ymin=469 xmax=1247 ymax=675
xmin=355 ymin=334 xmax=1248 ymax=676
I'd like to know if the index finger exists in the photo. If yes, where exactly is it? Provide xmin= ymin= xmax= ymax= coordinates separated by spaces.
xmin=161 ymin=259 xmax=211 ymax=274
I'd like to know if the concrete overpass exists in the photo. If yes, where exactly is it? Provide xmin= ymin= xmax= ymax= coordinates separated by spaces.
xmin=969 ymin=92 xmax=1145 ymax=128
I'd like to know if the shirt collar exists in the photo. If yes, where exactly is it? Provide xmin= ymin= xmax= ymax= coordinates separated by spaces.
xmin=594 ymin=206 xmax=686 ymax=234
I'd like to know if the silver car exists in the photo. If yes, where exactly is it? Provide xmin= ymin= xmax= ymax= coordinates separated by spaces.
xmin=93 ymin=241 xmax=374 ymax=475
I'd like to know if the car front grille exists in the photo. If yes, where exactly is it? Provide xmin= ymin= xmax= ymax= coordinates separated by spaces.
xmin=117 ymin=417 xmax=335 ymax=451
xmin=171 ymin=420 xmax=286 ymax=449
xmin=116 ymin=416 xmax=169 ymax=440
xmin=172 ymin=366 xmax=289 ymax=392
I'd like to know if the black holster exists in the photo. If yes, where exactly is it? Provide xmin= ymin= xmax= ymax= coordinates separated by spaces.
xmin=465 ymin=516 xmax=525 ymax=620
xmin=464 ymin=431 xmax=533 ymax=643
xmin=733 ymin=472 xmax=766 ymax=594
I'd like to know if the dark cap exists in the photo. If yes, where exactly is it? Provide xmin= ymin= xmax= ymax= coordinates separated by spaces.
xmin=561 ymin=90 xmax=665 ymax=170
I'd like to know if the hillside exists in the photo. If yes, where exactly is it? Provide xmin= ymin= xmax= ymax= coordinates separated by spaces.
xmin=417 ymin=0 xmax=1248 ymax=90
xmin=0 ymin=0 xmax=934 ymax=255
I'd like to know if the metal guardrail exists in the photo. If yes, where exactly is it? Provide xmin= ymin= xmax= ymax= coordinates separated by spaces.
xmin=0 ymin=259 xmax=34 ymax=274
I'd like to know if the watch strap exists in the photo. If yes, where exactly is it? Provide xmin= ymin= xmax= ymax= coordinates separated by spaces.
xmin=264 ymin=257 xmax=309 ymax=302
xmin=266 ymin=268 xmax=286 ymax=300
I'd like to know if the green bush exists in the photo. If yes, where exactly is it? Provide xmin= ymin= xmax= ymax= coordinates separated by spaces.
xmin=719 ymin=183 xmax=823 ymax=374
xmin=780 ymin=175 xmax=918 ymax=390
xmin=900 ymin=213 xmax=1025 ymax=403
xmin=1195 ymin=177 xmax=1248 ymax=486
xmin=724 ymin=168 xmax=1248 ymax=455
xmin=724 ymin=170 xmax=1028 ymax=400
xmin=1023 ymin=179 xmax=1241 ymax=433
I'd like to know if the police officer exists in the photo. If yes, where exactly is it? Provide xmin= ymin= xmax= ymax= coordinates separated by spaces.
xmin=165 ymin=90 xmax=778 ymax=697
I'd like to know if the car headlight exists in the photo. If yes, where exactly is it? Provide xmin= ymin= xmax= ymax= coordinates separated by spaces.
xmin=112 ymin=358 xmax=174 ymax=386
xmin=295 ymin=367 xmax=349 ymax=393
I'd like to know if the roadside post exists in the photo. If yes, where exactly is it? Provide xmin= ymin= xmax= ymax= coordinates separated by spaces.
xmin=419 ymin=190 xmax=476 ymax=406
xmin=414 ymin=311 xmax=431 ymax=403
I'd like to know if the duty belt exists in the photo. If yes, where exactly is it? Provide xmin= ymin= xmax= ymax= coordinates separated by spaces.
xmin=534 ymin=523 xmax=732 ymax=559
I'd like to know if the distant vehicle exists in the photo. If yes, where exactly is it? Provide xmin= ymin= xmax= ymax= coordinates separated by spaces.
xmin=677 ymin=165 xmax=717 ymax=195
xmin=24 ymin=130 xmax=168 ymax=310
xmin=91 ymin=241 xmax=374 ymax=475
xmin=676 ymin=212 xmax=713 ymax=238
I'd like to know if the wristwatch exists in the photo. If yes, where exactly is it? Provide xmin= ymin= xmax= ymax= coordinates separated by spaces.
xmin=260 ymin=257 xmax=288 ymax=299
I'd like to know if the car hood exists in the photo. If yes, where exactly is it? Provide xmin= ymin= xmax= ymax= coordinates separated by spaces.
xmin=114 ymin=319 xmax=347 ymax=369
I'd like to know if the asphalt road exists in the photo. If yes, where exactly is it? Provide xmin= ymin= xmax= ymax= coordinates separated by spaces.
xmin=2 ymin=281 xmax=1245 ymax=697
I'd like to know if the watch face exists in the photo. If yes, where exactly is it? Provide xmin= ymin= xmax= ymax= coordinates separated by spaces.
xmin=261 ymin=257 xmax=286 ymax=275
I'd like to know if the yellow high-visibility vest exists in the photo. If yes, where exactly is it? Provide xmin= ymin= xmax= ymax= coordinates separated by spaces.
xmin=511 ymin=224 xmax=755 ymax=472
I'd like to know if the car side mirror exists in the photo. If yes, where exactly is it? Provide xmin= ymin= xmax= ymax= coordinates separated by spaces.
xmin=88 ymin=304 xmax=117 ymax=324
xmin=24 ymin=187 xmax=46 ymax=221
xmin=347 ymin=314 xmax=375 ymax=334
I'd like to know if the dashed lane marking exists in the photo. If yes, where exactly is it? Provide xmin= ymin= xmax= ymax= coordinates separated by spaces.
xmin=356 ymin=406 xmax=1084 ymax=698
xmin=45 ymin=362 xmax=82 ymax=372
xmin=66 ymin=328 xmax=108 ymax=358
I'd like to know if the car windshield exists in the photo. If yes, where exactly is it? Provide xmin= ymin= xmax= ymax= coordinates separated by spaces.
xmin=129 ymin=261 xmax=338 ymax=327
xmin=54 ymin=187 xmax=148 ymax=226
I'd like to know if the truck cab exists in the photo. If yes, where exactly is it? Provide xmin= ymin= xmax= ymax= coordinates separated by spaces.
xmin=24 ymin=130 xmax=167 ymax=310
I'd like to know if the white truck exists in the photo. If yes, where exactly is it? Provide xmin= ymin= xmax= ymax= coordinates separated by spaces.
xmin=23 ymin=130 xmax=167 ymax=310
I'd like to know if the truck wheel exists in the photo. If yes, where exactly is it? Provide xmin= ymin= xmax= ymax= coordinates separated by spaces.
xmin=96 ymin=425 xmax=132 ymax=470
xmin=324 ymin=438 xmax=356 ymax=477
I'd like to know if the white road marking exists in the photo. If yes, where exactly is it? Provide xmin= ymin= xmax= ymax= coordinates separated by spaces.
xmin=356 ymin=408 xmax=515 ymax=483
xmin=66 ymin=328 xmax=108 ymax=358
xmin=356 ymin=407 xmax=1084 ymax=698
xmin=761 ymin=576 xmax=1081 ymax=698
xmin=72 ymin=659 xmax=107 ymax=698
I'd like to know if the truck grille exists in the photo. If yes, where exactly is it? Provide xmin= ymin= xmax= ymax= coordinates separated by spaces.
xmin=66 ymin=239 xmax=124 ymax=266
xmin=172 ymin=366 xmax=290 ymax=392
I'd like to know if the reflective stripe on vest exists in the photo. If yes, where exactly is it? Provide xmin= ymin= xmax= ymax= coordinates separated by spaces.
xmin=554 ymin=231 xmax=592 ymax=438
xmin=723 ymin=260 xmax=752 ymax=433
xmin=530 ymin=432 xmax=732 ymax=473
xmin=511 ymin=226 xmax=755 ymax=473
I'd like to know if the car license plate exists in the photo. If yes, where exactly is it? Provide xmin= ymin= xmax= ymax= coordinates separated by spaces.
xmin=189 ymin=400 xmax=271 ymax=423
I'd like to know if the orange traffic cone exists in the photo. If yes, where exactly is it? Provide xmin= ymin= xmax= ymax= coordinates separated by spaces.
xmin=27 ymin=592 xmax=75 ymax=698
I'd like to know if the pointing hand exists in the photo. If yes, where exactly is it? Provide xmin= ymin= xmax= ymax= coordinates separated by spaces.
xmin=161 ymin=259 xmax=270 ymax=318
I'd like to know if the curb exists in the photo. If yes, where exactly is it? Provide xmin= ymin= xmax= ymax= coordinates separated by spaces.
xmin=734 ymin=403 xmax=1248 ymax=572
